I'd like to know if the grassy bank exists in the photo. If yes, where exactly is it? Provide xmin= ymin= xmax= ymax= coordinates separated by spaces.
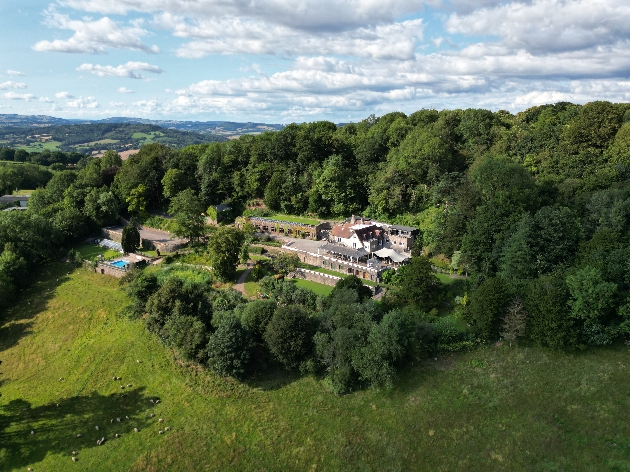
xmin=1 ymin=263 xmax=630 ymax=471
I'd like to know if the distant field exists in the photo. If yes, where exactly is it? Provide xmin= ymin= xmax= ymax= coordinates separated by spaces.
xmin=15 ymin=140 xmax=62 ymax=152
xmin=131 ymin=132 xmax=164 ymax=143
xmin=3 ymin=263 xmax=630 ymax=470
xmin=268 ymin=214 xmax=320 ymax=225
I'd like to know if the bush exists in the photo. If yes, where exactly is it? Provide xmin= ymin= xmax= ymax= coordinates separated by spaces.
xmin=329 ymin=275 xmax=372 ymax=302
xmin=264 ymin=305 xmax=314 ymax=369
xmin=207 ymin=315 xmax=252 ymax=378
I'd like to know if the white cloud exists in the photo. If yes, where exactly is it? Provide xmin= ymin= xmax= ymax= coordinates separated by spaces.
xmin=39 ymin=97 xmax=54 ymax=103
xmin=172 ymin=18 xmax=424 ymax=60
xmin=33 ymin=10 xmax=159 ymax=54
xmin=0 ymin=82 xmax=27 ymax=90
xmin=118 ymin=87 xmax=134 ymax=93
xmin=2 ymin=93 xmax=36 ymax=100
xmin=55 ymin=92 xmax=75 ymax=98
xmin=7 ymin=70 xmax=26 ymax=76
xmin=77 ymin=61 xmax=163 ymax=79
xmin=65 ymin=96 xmax=100 ymax=108
xmin=446 ymin=0 xmax=630 ymax=54
xmin=61 ymin=0 xmax=426 ymax=32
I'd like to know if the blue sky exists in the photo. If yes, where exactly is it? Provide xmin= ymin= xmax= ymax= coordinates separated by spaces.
xmin=1 ymin=0 xmax=629 ymax=123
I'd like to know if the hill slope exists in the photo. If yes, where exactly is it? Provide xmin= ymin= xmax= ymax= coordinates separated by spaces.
xmin=1 ymin=263 xmax=630 ymax=470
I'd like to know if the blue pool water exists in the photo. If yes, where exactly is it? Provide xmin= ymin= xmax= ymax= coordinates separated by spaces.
xmin=111 ymin=260 xmax=128 ymax=268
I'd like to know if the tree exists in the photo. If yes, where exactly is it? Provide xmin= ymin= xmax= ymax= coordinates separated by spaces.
xmin=566 ymin=266 xmax=617 ymax=345
xmin=169 ymin=188 xmax=205 ymax=242
xmin=236 ymin=299 xmax=276 ymax=342
xmin=271 ymin=252 xmax=300 ymax=275
xmin=264 ymin=305 xmax=314 ymax=369
xmin=239 ymin=242 xmax=250 ymax=264
xmin=464 ymin=277 xmax=510 ymax=340
xmin=329 ymin=275 xmax=372 ymax=303
xmin=121 ymin=224 xmax=140 ymax=254
xmin=162 ymin=314 xmax=208 ymax=363
xmin=391 ymin=256 xmax=441 ymax=311
xmin=208 ymin=226 xmax=245 ymax=281
xmin=525 ymin=274 xmax=577 ymax=349
xmin=500 ymin=297 xmax=528 ymax=346
xmin=126 ymin=184 xmax=148 ymax=217
xmin=207 ymin=315 xmax=251 ymax=378
xmin=162 ymin=168 xmax=191 ymax=200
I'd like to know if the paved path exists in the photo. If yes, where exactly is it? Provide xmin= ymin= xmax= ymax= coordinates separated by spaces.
xmin=233 ymin=265 xmax=252 ymax=296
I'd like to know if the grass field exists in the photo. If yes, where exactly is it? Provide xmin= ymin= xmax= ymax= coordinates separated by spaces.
xmin=131 ymin=132 xmax=164 ymax=143
xmin=2 ymin=263 xmax=630 ymax=471
xmin=268 ymin=214 xmax=320 ymax=225
xmin=15 ymin=141 xmax=62 ymax=152
xmin=75 ymin=243 xmax=121 ymax=261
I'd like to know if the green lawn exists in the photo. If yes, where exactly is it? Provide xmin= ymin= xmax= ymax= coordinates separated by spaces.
xmin=292 ymin=278 xmax=334 ymax=296
xmin=75 ymin=243 xmax=121 ymax=260
xmin=131 ymin=132 xmax=164 ymax=143
xmin=11 ymin=189 xmax=35 ymax=196
xmin=2 ymin=263 xmax=630 ymax=470
xmin=268 ymin=214 xmax=320 ymax=225
xmin=436 ymin=273 xmax=463 ymax=285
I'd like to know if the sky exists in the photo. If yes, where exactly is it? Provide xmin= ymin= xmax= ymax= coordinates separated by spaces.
xmin=0 ymin=0 xmax=629 ymax=123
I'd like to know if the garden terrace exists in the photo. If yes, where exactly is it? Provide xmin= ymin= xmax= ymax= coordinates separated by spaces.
xmin=241 ymin=216 xmax=327 ymax=240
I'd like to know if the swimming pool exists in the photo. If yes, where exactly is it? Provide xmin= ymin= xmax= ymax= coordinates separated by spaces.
xmin=111 ymin=260 xmax=129 ymax=268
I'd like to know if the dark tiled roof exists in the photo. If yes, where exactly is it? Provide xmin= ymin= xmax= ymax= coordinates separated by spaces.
xmin=390 ymin=224 xmax=418 ymax=232
xmin=320 ymin=243 xmax=368 ymax=259
xmin=0 ymin=195 xmax=29 ymax=203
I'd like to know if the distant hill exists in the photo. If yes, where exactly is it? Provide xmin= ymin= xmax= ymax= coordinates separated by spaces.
xmin=0 ymin=115 xmax=284 ymax=154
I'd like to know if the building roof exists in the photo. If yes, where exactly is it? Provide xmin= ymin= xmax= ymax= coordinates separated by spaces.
xmin=331 ymin=223 xmax=383 ymax=245
xmin=0 ymin=195 xmax=30 ymax=203
xmin=373 ymin=248 xmax=409 ymax=263
xmin=213 ymin=203 xmax=231 ymax=212
xmin=390 ymin=224 xmax=418 ymax=232
xmin=320 ymin=243 xmax=368 ymax=259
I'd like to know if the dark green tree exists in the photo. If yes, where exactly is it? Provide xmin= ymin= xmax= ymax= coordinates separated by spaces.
xmin=329 ymin=274 xmax=372 ymax=303
xmin=169 ymin=188 xmax=205 ymax=242
xmin=208 ymin=226 xmax=245 ymax=281
xmin=207 ymin=315 xmax=252 ymax=378
xmin=121 ymin=224 xmax=140 ymax=254
xmin=391 ymin=256 xmax=441 ymax=310
xmin=264 ymin=305 xmax=314 ymax=369
xmin=464 ymin=277 xmax=510 ymax=340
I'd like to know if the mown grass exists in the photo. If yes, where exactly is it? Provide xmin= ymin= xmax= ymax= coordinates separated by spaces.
xmin=268 ymin=214 xmax=320 ymax=225
xmin=76 ymin=243 xmax=121 ymax=260
xmin=2 ymin=263 xmax=630 ymax=471
xmin=292 ymin=279 xmax=334 ymax=296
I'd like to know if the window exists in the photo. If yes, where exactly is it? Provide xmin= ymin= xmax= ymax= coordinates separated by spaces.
xmin=337 ymin=237 xmax=341 ymax=243
xmin=353 ymin=242 xmax=356 ymax=248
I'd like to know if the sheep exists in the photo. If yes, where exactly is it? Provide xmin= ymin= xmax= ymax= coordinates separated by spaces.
xmin=158 ymin=418 xmax=163 ymax=423
xmin=115 ymin=433 xmax=120 ymax=438
xmin=120 ymin=385 xmax=125 ymax=389
xmin=59 ymin=377 xmax=64 ymax=381
xmin=136 ymin=359 xmax=140 ymax=363
xmin=158 ymin=430 xmax=164 ymax=434
xmin=133 ymin=428 xmax=139 ymax=432
xmin=95 ymin=426 xmax=99 ymax=431
xmin=149 ymin=399 xmax=154 ymax=404
xmin=112 ymin=376 xmax=116 ymax=380
xmin=117 ymin=418 xmax=121 ymax=422
xmin=125 ymin=415 xmax=129 ymax=420
xmin=30 ymin=430 xmax=34 ymax=434
xmin=72 ymin=451 xmax=77 ymax=455
xmin=127 ymin=384 xmax=132 ymax=387
xmin=76 ymin=433 xmax=82 ymax=438
xmin=164 ymin=427 xmax=171 ymax=431
xmin=155 ymin=400 xmax=160 ymax=404
xmin=110 ymin=419 xmax=114 ymax=424
xmin=72 ymin=457 xmax=77 ymax=462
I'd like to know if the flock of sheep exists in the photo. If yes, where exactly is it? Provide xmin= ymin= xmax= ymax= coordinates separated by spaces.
xmin=28 ymin=369 xmax=171 ymax=466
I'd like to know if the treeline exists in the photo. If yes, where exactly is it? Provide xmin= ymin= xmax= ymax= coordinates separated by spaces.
xmin=4 ymin=101 xmax=630 ymax=353
xmin=0 ymin=147 xmax=85 ymax=168
xmin=122 ymin=265 xmax=450 ymax=393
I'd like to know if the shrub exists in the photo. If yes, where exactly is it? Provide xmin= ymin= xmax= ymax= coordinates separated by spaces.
xmin=264 ymin=305 xmax=314 ymax=369
xmin=207 ymin=315 xmax=252 ymax=378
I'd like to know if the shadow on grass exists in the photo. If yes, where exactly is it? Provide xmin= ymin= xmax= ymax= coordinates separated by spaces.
xmin=0 ymin=387 xmax=153 ymax=470
xmin=0 ymin=263 xmax=72 ymax=353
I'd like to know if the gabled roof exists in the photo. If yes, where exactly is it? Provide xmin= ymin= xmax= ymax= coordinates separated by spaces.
xmin=320 ymin=243 xmax=368 ymax=259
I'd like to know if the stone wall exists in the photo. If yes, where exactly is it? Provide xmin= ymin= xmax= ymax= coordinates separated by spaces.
xmin=280 ymin=245 xmax=381 ymax=282
xmin=102 ymin=227 xmax=122 ymax=242
xmin=93 ymin=261 xmax=127 ymax=278
xmin=289 ymin=268 xmax=376 ymax=294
